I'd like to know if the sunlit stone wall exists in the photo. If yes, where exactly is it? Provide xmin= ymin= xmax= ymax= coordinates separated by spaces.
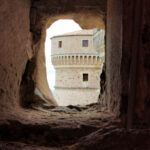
xmin=51 ymin=29 xmax=104 ymax=106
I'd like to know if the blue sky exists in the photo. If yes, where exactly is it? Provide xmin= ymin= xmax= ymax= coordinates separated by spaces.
xmin=45 ymin=19 xmax=82 ymax=91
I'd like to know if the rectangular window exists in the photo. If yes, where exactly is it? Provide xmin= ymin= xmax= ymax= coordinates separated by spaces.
xmin=58 ymin=41 xmax=62 ymax=48
xmin=83 ymin=73 xmax=88 ymax=81
xmin=82 ymin=40 xmax=88 ymax=47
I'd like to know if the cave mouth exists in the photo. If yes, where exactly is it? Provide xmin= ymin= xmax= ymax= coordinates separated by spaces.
xmin=20 ymin=9 xmax=107 ymax=115
xmin=19 ymin=19 xmax=106 ymax=117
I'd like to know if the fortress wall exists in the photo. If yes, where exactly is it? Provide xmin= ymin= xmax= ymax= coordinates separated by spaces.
xmin=51 ymin=30 xmax=102 ymax=106
xmin=54 ymin=88 xmax=99 ymax=106
xmin=55 ymin=68 xmax=101 ymax=88
xmin=51 ymin=35 xmax=97 ymax=55
xmin=52 ymin=55 xmax=102 ymax=66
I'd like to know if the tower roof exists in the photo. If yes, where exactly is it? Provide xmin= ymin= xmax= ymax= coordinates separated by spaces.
xmin=51 ymin=29 xmax=94 ymax=39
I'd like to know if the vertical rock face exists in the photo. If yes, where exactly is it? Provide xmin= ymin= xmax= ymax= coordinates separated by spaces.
xmin=0 ymin=0 xmax=31 ymax=111
xmin=20 ymin=58 xmax=36 ymax=108
xmin=105 ymin=0 xmax=122 ymax=116
xmin=98 ymin=63 xmax=106 ymax=108
xmin=121 ymin=0 xmax=150 ymax=127
xmin=135 ymin=0 xmax=150 ymax=126
xmin=105 ymin=0 xmax=150 ymax=127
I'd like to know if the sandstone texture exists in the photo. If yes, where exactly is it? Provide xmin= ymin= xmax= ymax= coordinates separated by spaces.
xmin=0 ymin=0 xmax=150 ymax=149
xmin=0 ymin=0 xmax=31 ymax=110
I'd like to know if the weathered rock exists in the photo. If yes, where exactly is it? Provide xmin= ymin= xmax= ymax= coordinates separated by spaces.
xmin=0 ymin=0 xmax=31 ymax=111
xmin=98 ymin=63 xmax=106 ymax=108
xmin=51 ymin=107 xmax=77 ymax=113
xmin=0 ymin=0 xmax=150 ymax=150
xmin=67 ymin=128 xmax=150 ymax=150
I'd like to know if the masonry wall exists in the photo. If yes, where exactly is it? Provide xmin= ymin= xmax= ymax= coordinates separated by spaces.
xmin=55 ymin=88 xmax=99 ymax=106
xmin=51 ymin=35 xmax=97 ymax=55
xmin=54 ymin=66 xmax=101 ymax=106
xmin=52 ymin=32 xmax=102 ymax=106
xmin=55 ymin=68 xmax=100 ymax=88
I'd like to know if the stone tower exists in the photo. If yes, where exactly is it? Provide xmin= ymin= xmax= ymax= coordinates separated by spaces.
xmin=51 ymin=29 xmax=104 ymax=106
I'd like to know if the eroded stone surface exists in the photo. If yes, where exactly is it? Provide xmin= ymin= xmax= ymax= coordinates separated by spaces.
xmin=0 ymin=0 xmax=150 ymax=150
xmin=0 ymin=104 xmax=115 ymax=148
xmin=0 ymin=0 xmax=31 ymax=111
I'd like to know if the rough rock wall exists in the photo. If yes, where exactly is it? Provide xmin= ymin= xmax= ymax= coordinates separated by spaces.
xmin=106 ymin=0 xmax=150 ymax=127
xmin=98 ymin=63 xmax=106 ymax=107
xmin=136 ymin=0 xmax=150 ymax=126
xmin=0 ymin=0 xmax=31 ymax=111
xmin=122 ymin=0 xmax=150 ymax=127
xmin=105 ymin=0 xmax=122 ymax=116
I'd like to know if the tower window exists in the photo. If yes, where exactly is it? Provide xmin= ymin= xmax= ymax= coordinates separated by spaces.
xmin=58 ymin=41 xmax=62 ymax=48
xmin=83 ymin=73 xmax=88 ymax=81
xmin=82 ymin=40 xmax=88 ymax=47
